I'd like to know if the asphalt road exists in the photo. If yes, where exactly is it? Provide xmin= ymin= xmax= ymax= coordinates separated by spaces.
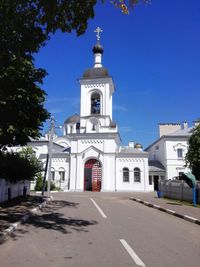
xmin=0 ymin=192 xmax=199 ymax=267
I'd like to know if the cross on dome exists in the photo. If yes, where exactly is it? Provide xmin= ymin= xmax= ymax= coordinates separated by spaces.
xmin=94 ymin=27 xmax=103 ymax=42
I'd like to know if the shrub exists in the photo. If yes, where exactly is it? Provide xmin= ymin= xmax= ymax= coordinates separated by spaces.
xmin=34 ymin=174 xmax=60 ymax=191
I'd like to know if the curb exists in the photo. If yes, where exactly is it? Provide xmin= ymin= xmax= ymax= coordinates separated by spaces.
xmin=0 ymin=196 xmax=53 ymax=243
xmin=130 ymin=197 xmax=200 ymax=226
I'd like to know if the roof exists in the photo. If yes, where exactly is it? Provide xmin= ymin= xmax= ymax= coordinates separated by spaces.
xmin=148 ymin=160 xmax=165 ymax=172
xmin=166 ymin=127 xmax=193 ymax=136
xmin=82 ymin=67 xmax=110 ymax=79
xmin=118 ymin=146 xmax=149 ymax=156
xmin=39 ymin=152 xmax=70 ymax=160
xmin=64 ymin=114 xmax=80 ymax=124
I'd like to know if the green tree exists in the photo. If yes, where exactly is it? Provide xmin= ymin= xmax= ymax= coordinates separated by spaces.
xmin=185 ymin=124 xmax=200 ymax=180
xmin=19 ymin=146 xmax=42 ymax=170
xmin=35 ymin=173 xmax=43 ymax=191
xmin=0 ymin=0 xmax=98 ymax=147
xmin=0 ymin=147 xmax=42 ymax=182
xmin=0 ymin=57 xmax=49 ymax=147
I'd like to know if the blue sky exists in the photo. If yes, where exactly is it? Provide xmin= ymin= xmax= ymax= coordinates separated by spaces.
xmin=34 ymin=0 xmax=200 ymax=148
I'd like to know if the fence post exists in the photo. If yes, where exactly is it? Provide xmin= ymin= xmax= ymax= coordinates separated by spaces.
xmin=169 ymin=180 xmax=171 ymax=199
xmin=181 ymin=180 xmax=184 ymax=201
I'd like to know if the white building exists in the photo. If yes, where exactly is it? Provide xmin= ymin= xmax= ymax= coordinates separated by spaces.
xmin=145 ymin=121 xmax=199 ymax=190
xmin=30 ymin=31 xmax=151 ymax=192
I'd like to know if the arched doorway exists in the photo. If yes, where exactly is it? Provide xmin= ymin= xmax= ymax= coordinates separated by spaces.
xmin=84 ymin=159 xmax=102 ymax=192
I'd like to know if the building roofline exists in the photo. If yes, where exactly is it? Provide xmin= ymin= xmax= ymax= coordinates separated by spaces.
xmin=145 ymin=134 xmax=189 ymax=151
xmin=28 ymin=140 xmax=64 ymax=148
xmin=117 ymin=151 xmax=149 ymax=157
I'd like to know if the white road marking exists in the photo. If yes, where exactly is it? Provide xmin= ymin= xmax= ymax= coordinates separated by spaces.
xmin=120 ymin=239 xmax=146 ymax=267
xmin=90 ymin=198 xmax=107 ymax=218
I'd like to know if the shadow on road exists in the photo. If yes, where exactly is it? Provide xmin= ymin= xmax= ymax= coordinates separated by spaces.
xmin=7 ymin=200 xmax=98 ymax=241
xmin=0 ymin=196 xmax=43 ymax=232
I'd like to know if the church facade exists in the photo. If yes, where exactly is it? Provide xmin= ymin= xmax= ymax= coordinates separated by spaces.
xmin=35 ymin=31 xmax=151 ymax=192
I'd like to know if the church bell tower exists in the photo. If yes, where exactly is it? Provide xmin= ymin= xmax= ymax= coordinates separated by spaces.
xmin=79 ymin=27 xmax=117 ymax=134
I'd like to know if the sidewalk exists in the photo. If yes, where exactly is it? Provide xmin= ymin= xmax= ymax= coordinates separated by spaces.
xmin=130 ymin=192 xmax=200 ymax=225
xmin=0 ymin=195 xmax=49 ymax=242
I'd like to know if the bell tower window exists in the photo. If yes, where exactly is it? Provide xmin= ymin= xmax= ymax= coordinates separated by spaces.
xmin=91 ymin=92 xmax=100 ymax=114
xmin=92 ymin=123 xmax=96 ymax=131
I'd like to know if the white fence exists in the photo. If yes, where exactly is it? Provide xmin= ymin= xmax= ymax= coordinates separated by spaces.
xmin=159 ymin=180 xmax=200 ymax=204
xmin=0 ymin=179 xmax=30 ymax=203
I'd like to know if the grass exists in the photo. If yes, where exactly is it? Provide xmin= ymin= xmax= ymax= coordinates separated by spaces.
xmin=163 ymin=197 xmax=200 ymax=208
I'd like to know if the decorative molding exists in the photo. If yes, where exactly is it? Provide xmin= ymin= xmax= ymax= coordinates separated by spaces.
xmin=85 ymin=83 xmax=105 ymax=88
xmin=81 ymin=140 xmax=103 ymax=144
xmin=52 ymin=158 xmax=67 ymax=163
xmin=118 ymin=158 xmax=143 ymax=163
xmin=173 ymin=143 xmax=186 ymax=151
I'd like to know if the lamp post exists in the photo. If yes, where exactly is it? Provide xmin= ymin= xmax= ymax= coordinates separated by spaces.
xmin=47 ymin=116 xmax=54 ymax=197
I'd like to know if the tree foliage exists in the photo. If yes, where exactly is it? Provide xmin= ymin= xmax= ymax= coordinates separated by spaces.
xmin=0 ymin=56 xmax=49 ymax=147
xmin=186 ymin=124 xmax=200 ymax=180
xmin=0 ymin=0 xmax=98 ymax=147
xmin=35 ymin=174 xmax=58 ymax=192
xmin=0 ymin=147 xmax=42 ymax=182
xmin=111 ymin=0 xmax=150 ymax=14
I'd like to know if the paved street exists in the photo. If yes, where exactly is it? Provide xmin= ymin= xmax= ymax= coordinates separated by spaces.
xmin=0 ymin=192 xmax=199 ymax=267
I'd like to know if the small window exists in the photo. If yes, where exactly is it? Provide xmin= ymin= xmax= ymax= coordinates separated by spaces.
xmin=76 ymin=123 xmax=80 ymax=130
xmin=123 ymin=168 xmax=129 ymax=182
xmin=134 ymin=168 xmax=141 ymax=183
xmin=177 ymin=148 xmax=183 ymax=158
xmin=155 ymin=145 xmax=159 ymax=150
xmin=59 ymin=171 xmax=65 ymax=181
xmin=51 ymin=171 xmax=55 ymax=181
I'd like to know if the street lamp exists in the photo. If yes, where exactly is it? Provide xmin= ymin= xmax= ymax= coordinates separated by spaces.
xmin=47 ymin=116 xmax=54 ymax=197
xmin=46 ymin=117 xmax=63 ymax=197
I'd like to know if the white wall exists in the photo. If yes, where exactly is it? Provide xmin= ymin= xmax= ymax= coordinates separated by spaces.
xmin=116 ymin=157 xmax=150 ymax=191
xmin=147 ymin=139 xmax=165 ymax=165
xmin=165 ymin=139 xmax=189 ymax=180
xmin=101 ymin=154 xmax=116 ymax=191
xmin=0 ymin=179 xmax=30 ymax=203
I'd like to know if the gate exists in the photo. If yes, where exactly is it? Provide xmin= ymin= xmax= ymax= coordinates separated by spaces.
xmin=84 ymin=159 xmax=102 ymax=192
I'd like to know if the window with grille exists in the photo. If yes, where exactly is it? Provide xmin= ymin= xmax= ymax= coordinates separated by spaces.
xmin=123 ymin=168 xmax=129 ymax=182
xmin=51 ymin=171 xmax=55 ymax=181
xmin=134 ymin=168 xmax=141 ymax=183
xmin=59 ymin=171 xmax=65 ymax=181
xmin=177 ymin=148 xmax=183 ymax=158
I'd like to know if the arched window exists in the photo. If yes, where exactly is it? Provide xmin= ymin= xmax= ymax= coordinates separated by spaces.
xmin=123 ymin=167 xmax=129 ymax=182
xmin=92 ymin=123 xmax=96 ymax=131
xmin=59 ymin=169 xmax=65 ymax=182
xmin=91 ymin=92 xmax=100 ymax=114
xmin=51 ymin=168 xmax=55 ymax=181
xmin=134 ymin=168 xmax=141 ymax=183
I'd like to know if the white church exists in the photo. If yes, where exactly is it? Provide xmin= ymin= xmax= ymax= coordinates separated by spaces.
xmin=28 ymin=28 xmax=151 ymax=192
xmin=14 ymin=28 xmax=197 ymax=193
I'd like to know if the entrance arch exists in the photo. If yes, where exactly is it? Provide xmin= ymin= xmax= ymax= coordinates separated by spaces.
xmin=84 ymin=159 xmax=102 ymax=192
